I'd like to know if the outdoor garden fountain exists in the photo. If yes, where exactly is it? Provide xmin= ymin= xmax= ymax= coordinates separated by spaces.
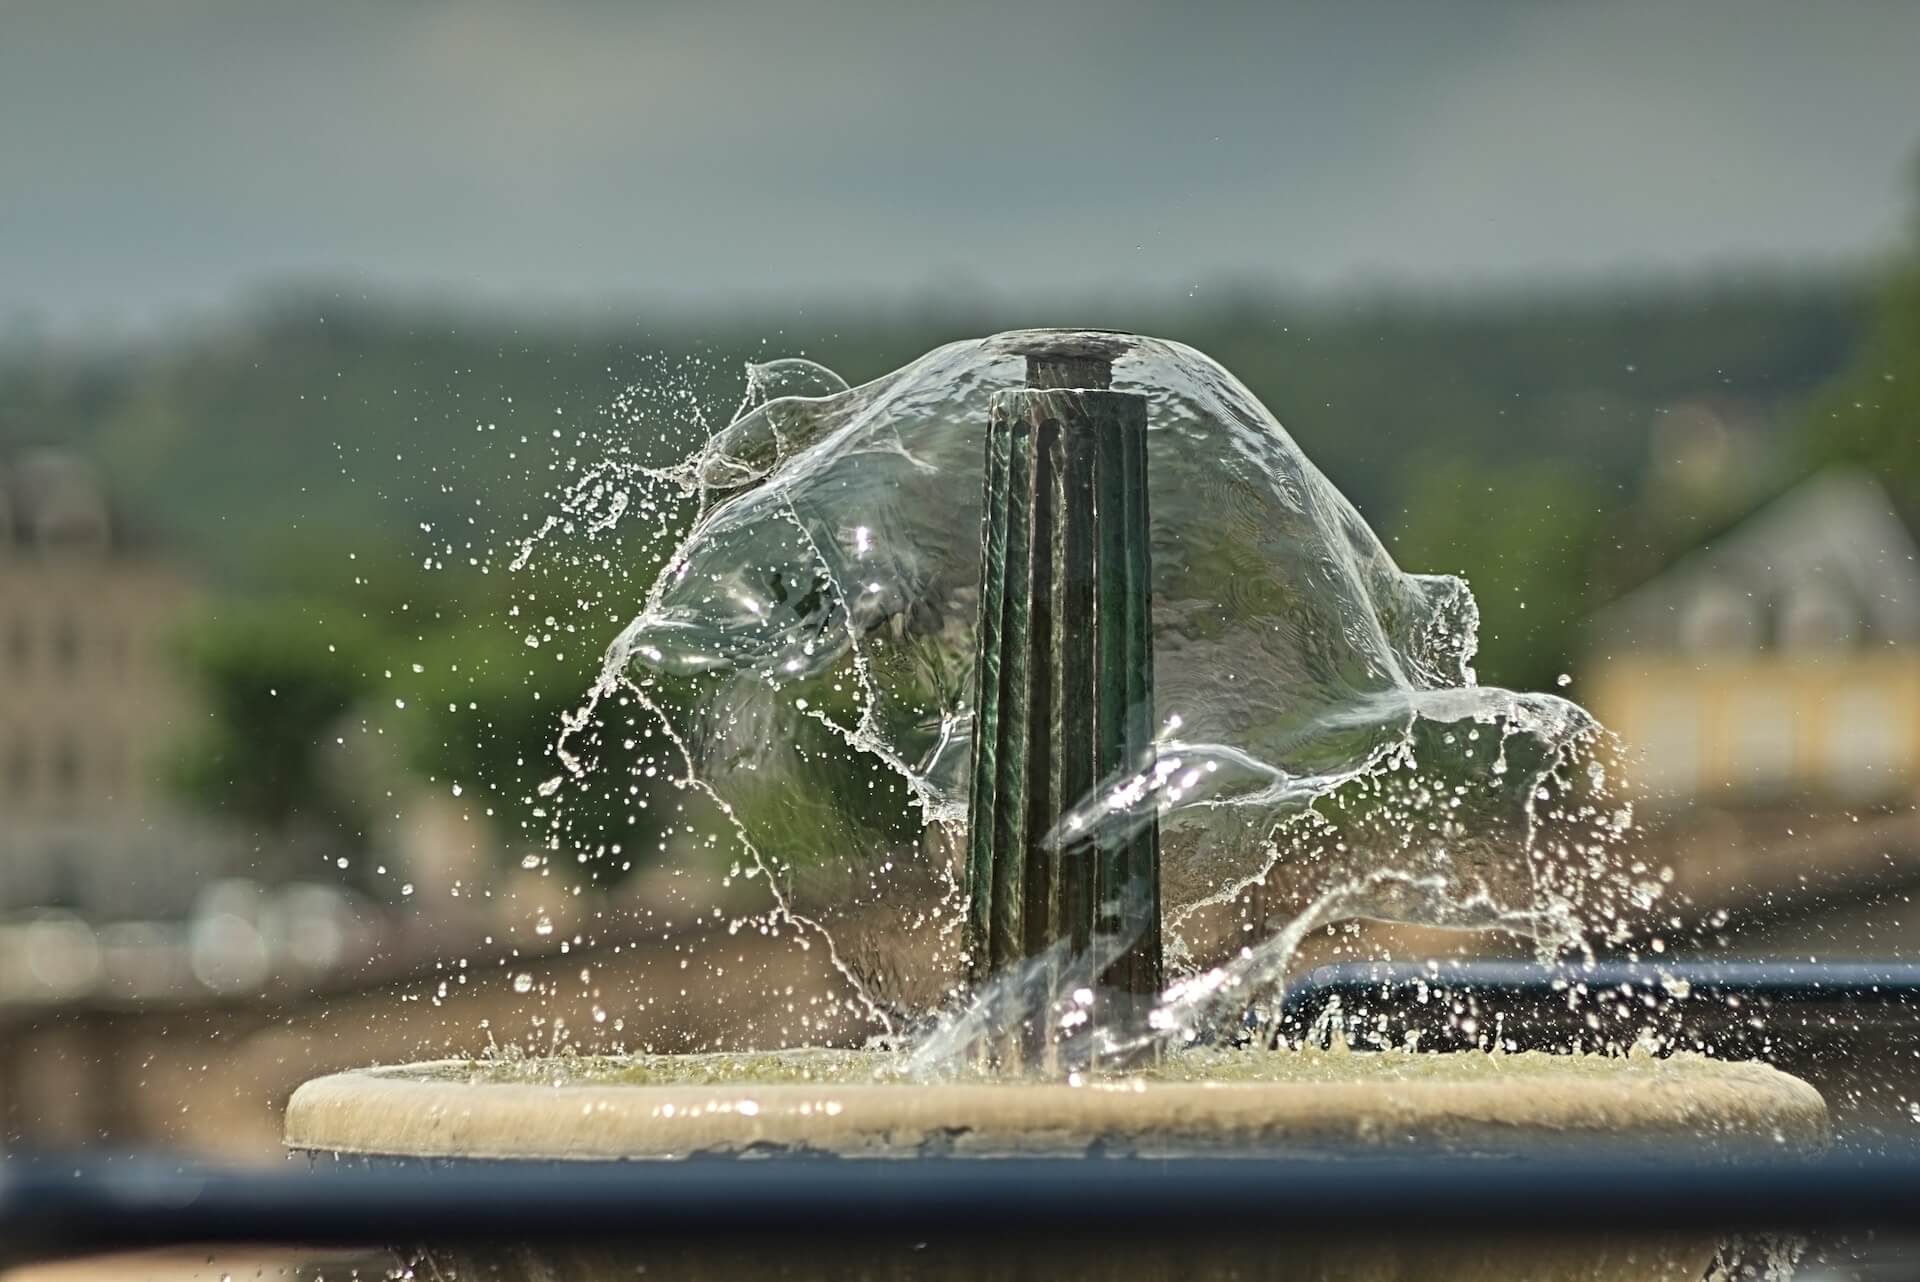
xmin=287 ymin=330 xmax=1828 ymax=1281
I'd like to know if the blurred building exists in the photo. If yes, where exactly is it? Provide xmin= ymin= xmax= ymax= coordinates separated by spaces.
xmin=0 ymin=450 xmax=221 ymax=917
xmin=1586 ymin=469 xmax=1920 ymax=804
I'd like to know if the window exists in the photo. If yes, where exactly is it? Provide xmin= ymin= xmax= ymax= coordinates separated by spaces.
xmin=1679 ymin=585 xmax=1758 ymax=655
xmin=1726 ymin=688 xmax=1797 ymax=791
xmin=4 ymin=737 xmax=31 ymax=801
xmin=99 ymin=737 xmax=128 ymax=800
xmin=1825 ymin=684 xmax=1910 ymax=797
xmin=52 ymin=613 xmax=80 ymax=678
xmin=1779 ymin=584 xmax=1858 ymax=652
xmin=5 ymin=615 xmax=29 ymax=673
xmin=1637 ymin=687 xmax=1702 ymax=795
xmin=51 ymin=735 xmax=81 ymax=803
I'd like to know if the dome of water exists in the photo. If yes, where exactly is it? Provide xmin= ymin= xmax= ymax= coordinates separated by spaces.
xmin=562 ymin=330 xmax=1649 ymax=1041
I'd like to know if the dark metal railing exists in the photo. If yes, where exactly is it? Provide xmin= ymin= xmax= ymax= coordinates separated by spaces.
xmin=1277 ymin=960 xmax=1920 ymax=1053
xmin=6 ymin=1152 xmax=1920 ymax=1263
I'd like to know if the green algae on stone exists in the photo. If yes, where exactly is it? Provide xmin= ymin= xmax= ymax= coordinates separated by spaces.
xmin=429 ymin=1044 xmax=1795 ymax=1091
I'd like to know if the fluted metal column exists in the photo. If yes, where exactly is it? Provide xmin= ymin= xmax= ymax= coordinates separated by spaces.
xmin=966 ymin=341 xmax=1162 ymax=1034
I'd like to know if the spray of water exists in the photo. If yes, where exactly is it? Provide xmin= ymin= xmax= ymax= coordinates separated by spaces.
xmin=523 ymin=330 xmax=1656 ymax=1066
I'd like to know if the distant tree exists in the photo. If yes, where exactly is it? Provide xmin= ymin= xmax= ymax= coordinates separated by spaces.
xmin=170 ymin=575 xmax=698 ymax=890
xmin=0 ymin=281 xmax=1870 ymax=590
xmin=1804 ymin=287 xmax=1912 ymax=502
xmin=1391 ymin=457 xmax=1608 ymax=694
xmin=387 ymin=612 xmax=686 ymax=884
xmin=170 ymin=599 xmax=382 ymax=880
xmin=1803 ymin=164 xmax=1920 ymax=510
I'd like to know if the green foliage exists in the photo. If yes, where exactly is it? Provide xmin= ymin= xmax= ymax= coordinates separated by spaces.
xmin=168 ymin=561 xmax=696 ymax=884
xmin=11 ymin=275 xmax=1886 ymax=874
xmin=390 ymin=611 xmax=677 ymax=873
xmin=1795 ymin=161 xmax=1920 ymax=514
xmin=0 ymin=282 xmax=1871 ymax=589
xmin=1804 ymin=259 xmax=1920 ymax=508
xmin=1391 ymin=458 xmax=1608 ymax=692
xmin=170 ymin=598 xmax=382 ymax=867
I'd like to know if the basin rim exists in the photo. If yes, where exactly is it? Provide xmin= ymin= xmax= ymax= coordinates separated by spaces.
xmin=285 ymin=1053 xmax=1827 ymax=1162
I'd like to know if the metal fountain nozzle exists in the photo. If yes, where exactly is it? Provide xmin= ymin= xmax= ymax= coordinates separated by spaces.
xmin=965 ymin=337 xmax=1162 ymax=1061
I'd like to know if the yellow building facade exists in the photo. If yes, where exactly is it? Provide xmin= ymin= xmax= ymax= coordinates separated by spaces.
xmin=1583 ymin=470 xmax=1920 ymax=806
xmin=1587 ymin=654 xmax=1920 ymax=800
xmin=0 ymin=451 xmax=211 ymax=913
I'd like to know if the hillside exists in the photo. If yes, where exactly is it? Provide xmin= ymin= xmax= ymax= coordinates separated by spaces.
xmin=0 ymin=277 xmax=1873 ymax=686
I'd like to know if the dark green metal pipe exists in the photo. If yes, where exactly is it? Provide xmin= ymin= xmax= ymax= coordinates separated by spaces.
xmin=966 ymin=344 xmax=1162 ymax=1043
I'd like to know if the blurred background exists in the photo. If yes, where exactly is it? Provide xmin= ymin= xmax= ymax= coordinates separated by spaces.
xmin=4 ymin=0 xmax=1920 ymax=1164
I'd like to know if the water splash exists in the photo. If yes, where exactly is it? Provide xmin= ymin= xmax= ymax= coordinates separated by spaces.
xmin=540 ymin=329 xmax=1654 ymax=1059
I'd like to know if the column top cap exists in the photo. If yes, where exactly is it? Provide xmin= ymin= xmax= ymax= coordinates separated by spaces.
xmin=997 ymin=332 xmax=1131 ymax=390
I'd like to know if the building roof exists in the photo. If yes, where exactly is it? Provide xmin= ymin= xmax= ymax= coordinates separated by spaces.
xmin=1590 ymin=468 xmax=1920 ymax=656
xmin=0 ymin=450 xmax=117 ymax=556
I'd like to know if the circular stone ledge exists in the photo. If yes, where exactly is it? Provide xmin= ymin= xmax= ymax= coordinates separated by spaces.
xmin=285 ymin=1048 xmax=1827 ymax=1163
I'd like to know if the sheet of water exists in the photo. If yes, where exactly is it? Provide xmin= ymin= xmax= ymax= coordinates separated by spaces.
xmin=524 ymin=331 xmax=1660 ymax=1066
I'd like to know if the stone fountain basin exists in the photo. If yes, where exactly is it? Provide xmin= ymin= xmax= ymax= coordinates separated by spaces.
xmin=287 ymin=1046 xmax=1825 ymax=1162
xmin=286 ymin=1048 xmax=1825 ymax=1282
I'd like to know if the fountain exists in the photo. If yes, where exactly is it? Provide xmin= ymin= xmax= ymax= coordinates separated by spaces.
xmin=287 ymin=331 xmax=1827 ymax=1280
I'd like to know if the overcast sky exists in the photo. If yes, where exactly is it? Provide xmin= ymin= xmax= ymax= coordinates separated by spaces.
xmin=5 ymin=1 xmax=1919 ymax=332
